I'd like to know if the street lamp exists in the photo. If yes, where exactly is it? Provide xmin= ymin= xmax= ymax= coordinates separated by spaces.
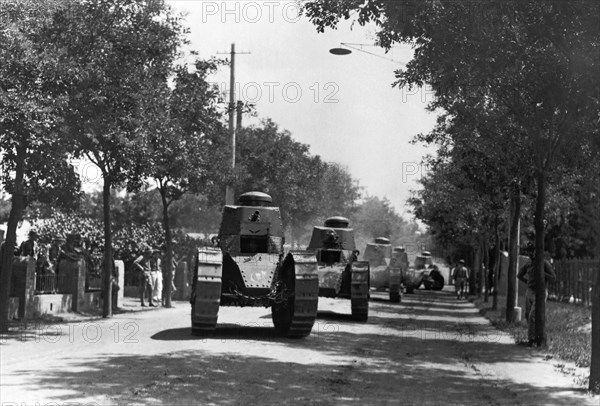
xmin=329 ymin=42 xmax=407 ymax=64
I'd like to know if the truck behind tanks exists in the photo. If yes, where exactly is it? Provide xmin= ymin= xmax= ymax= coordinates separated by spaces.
xmin=191 ymin=192 xmax=319 ymax=338
xmin=307 ymin=216 xmax=370 ymax=321
xmin=363 ymin=238 xmax=404 ymax=303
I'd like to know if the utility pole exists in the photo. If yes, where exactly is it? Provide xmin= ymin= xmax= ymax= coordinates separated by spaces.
xmin=218 ymin=43 xmax=250 ymax=205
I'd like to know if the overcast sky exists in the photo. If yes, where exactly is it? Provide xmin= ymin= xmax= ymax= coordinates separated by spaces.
xmin=168 ymin=0 xmax=438 ymax=217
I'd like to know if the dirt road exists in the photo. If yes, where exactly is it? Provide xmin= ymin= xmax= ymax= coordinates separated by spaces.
xmin=1 ymin=288 xmax=596 ymax=406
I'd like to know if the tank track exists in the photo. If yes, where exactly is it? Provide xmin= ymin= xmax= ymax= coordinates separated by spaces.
xmin=272 ymin=251 xmax=319 ymax=338
xmin=389 ymin=266 xmax=402 ymax=303
xmin=350 ymin=261 xmax=370 ymax=321
xmin=191 ymin=248 xmax=222 ymax=334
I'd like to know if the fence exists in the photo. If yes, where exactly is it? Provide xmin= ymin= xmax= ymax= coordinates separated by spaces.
xmin=86 ymin=272 xmax=102 ymax=291
xmin=34 ymin=273 xmax=72 ymax=294
xmin=551 ymin=258 xmax=598 ymax=307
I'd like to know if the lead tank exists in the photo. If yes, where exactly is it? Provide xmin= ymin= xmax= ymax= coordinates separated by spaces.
xmin=191 ymin=192 xmax=319 ymax=338
xmin=307 ymin=216 xmax=370 ymax=321
xmin=363 ymin=238 xmax=403 ymax=303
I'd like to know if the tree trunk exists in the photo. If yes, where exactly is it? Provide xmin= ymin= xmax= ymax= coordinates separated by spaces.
xmin=484 ymin=237 xmax=490 ymax=303
xmin=492 ymin=218 xmax=500 ymax=311
xmin=590 ymin=262 xmax=600 ymax=393
xmin=473 ymin=237 xmax=482 ymax=298
xmin=506 ymin=186 xmax=521 ymax=322
xmin=469 ymin=244 xmax=476 ymax=295
xmin=102 ymin=177 xmax=113 ymax=318
xmin=534 ymin=169 xmax=547 ymax=346
xmin=0 ymin=142 xmax=26 ymax=333
xmin=160 ymin=189 xmax=173 ymax=308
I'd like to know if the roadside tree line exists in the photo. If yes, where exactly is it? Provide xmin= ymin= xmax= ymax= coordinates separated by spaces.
xmin=305 ymin=0 xmax=599 ymax=392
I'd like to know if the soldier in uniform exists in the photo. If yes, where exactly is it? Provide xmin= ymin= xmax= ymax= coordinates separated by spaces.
xmin=452 ymin=259 xmax=469 ymax=299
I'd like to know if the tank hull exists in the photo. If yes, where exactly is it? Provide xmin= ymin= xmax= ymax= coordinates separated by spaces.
xmin=191 ymin=248 xmax=319 ymax=337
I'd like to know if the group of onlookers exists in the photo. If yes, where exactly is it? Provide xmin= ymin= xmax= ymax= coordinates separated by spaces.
xmin=0 ymin=230 xmax=70 ymax=276
xmin=133 ymin=245 xmax=177 ymax=307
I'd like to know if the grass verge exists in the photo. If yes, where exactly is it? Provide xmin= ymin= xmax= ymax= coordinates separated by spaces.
xmin=473 ymin=294 xmax=591 ymax=368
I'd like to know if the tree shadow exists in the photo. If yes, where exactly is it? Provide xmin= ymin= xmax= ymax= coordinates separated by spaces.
xmin=3 ymin=284 xmax=594 ymax=405
xmin=5 ymin=329 xmax=592 ymax=406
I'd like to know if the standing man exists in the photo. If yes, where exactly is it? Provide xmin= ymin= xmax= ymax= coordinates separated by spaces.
xmin=48 ymin=234 xmax=65 ymax=274
xmin=517 ymin=249 xmax=557 ymax=346
xmin=150 ymin=249 xmax=162 ymax=305
xmin=133 ymin=247 xmax=155 ymax=307
xmin=161 ymin=245 xmax=177 ymax=306
xmin=18 ymin=230 xmax=39 ymax=257
xmin=452 ymin=259 xmax=469 ymax=299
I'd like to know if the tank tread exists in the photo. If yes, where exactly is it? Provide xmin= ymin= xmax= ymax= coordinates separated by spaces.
xmin=389 ymin=267 xmax=402 ymax=303
xmin=191 ymin=249 xmax=222 ymax=334
xmin=272 ymin=254 xmax=319 ymax=338
xmin=287 ymin=277 xmax=319 ymax=337
xmin=192 ymin=278 xmax=221 ymax=332
xmin=351 ymin=261 xmax=369 ymax=321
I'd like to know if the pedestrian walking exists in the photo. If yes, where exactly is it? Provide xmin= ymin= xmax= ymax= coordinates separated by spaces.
xmin=517 ymin=248 xmax=557 ymax=346
xmin=452 ymin=259 xmax=469 ymax=299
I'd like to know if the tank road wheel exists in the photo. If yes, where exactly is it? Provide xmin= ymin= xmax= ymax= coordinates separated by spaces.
xmin=350 ymin=262 xmax=369 ymax=321
xmin=191 ymin=249 xmax=222 ymax=335
xmin=272 ymin=252 xmax=319 ymax=338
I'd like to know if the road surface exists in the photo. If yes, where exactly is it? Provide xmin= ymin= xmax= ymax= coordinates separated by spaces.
xmin=1 ymin=288 xmax=595 ymax=405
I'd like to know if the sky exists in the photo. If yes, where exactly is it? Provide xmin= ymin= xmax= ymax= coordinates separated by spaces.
xmin=2 ymin=1 xmax=438 ymax=218
xmin=175 ymin=1 xmax=438 ymax=217
xmin=3 ymin=0 xmax=438 ymax=241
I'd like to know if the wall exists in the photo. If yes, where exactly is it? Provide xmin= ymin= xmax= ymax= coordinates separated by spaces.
xmin=31 ymin=294 xmax=73 ymax=316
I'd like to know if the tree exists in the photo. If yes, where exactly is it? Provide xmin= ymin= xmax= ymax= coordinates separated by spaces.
xmin=235 ymin=119 xmax=326 ymax=239
xmin=305 ymin=0 xmax=599 ymax=347
xmin=0 ymin=1 xmax=81 ymax=332
xmin=42 ymin=0 xmax=187 ymax=317
xmin=352 ymin=196 xmax=418 ymax=254
xmin=140 ymin=58 xmax=229 ymax=307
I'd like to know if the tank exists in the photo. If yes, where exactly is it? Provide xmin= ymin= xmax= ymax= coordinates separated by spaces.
xmin=419 ymin=251 xmax=444 ymax=290
xmin=191 ymin=192 xmax=319 ymax=338
xmin=307 ymin=216 xmax=370 ymax=321
xmin=402 ymin=251 xmax=433 ymax=293
xmin=363 ymin=239 xmax=403 ymax=303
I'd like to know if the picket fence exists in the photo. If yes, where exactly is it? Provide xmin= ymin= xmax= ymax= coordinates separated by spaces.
xmin=550 ymin=258 xmax=598 ymax=307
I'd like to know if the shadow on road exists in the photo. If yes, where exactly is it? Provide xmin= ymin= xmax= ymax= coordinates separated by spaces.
xmin=4 ymin=286 xmax=594 ymax=405
xmin=316 ymin=309 xmax=359 ymax=322
xmin=9 ymin=329 xmax=589 ymax=406
xmin=152 ymin=325 xmax=300 ymax=342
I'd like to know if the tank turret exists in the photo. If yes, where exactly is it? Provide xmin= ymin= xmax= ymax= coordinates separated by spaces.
xmin=237 ymin=191 xmax=273 ymax=207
